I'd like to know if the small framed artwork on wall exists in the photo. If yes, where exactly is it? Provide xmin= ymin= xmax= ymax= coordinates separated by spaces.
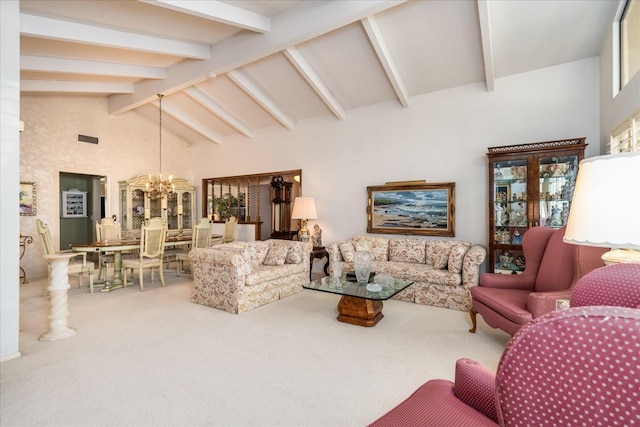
xmin=19 ymin=182 xmax=37 ymax=216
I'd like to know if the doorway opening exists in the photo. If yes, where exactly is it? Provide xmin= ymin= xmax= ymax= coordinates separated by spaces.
xmin=58 ymin=172 xmax=106 ymax=250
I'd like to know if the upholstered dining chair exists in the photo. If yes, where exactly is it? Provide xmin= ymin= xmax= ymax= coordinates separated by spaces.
xmin=176 ymin=218 xmax=212 ymax=275
xmin=95 ymin=217 xmax=122 ymax=280
xmin=222 ymin=215 xmax=238 ymax=244
xmin=369 ymin=305 xmax=640 ymax=427
xmin=36 ymin=219 xmax=95 ymax=293
xmin=469 ymin=226 xmax=607 ymax=335
xmin=122 ymin=220 xmax=167 ymax=291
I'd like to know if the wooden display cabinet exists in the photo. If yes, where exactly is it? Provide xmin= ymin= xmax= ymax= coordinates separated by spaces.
xmin=119 ymin=175 xmax=195 ymax=234
xmin=487 ymin=138 xmax=586 ymax=274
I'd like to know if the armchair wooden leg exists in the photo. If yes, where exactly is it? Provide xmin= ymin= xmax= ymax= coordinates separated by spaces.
xmin=469 ymin=308 xmax=477 ymax=333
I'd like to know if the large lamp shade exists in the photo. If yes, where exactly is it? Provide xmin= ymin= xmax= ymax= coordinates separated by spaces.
xmin=563 ymin=152 xmax=640 ymax=263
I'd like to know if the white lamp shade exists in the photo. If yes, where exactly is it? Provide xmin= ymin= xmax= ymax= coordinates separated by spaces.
xmin=564 ymin=152 xmax=640 ymax=250
xmin=291 ymin=197 xmax=317 ymax=220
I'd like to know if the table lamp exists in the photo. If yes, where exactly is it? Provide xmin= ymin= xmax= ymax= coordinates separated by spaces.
xmin=291 ymin=197 xmax=317 ymax=242
xmin=563 ymin=152 xmax=640 ymax=264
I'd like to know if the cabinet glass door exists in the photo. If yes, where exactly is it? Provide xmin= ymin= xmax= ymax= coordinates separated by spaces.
xmin=538 ymin=154 xmax=579 ymax=228
xmin=492 ymin=159 xmax=528 ymax=274
xmin=182 ymin=192 xmax=192 ymax=229
xmin=132 ymin=189 xmax=145 ymax=230
xmin=167 ymin=197 xmax=178 ymax=230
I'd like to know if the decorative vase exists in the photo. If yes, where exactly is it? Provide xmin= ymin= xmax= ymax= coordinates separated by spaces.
xmin=353 ymin=251 xmax=373 ymax=283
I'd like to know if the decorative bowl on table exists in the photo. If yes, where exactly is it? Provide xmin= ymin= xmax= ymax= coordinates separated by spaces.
xmin=366 ymin=283 xmax=382 ymax=292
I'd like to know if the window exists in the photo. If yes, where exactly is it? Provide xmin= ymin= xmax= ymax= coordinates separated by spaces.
xmin=610 ymin=110 xmax=640 ymax=153
xmin=621 ymin=0 xmax=639 ymax=88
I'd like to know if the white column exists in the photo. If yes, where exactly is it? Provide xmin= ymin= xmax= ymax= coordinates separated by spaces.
xmin=40 ymin=253 xmax=78 ymax=341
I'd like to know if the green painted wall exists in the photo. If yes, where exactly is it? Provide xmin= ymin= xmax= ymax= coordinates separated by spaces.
xmin=59 ymin=173 xmax=93 ymax=251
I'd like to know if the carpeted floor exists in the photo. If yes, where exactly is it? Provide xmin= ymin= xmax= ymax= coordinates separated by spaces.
xmin=1 ymin=271 xmax=510 ymax=427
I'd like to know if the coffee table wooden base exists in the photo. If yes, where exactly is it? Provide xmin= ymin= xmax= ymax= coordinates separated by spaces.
xmin=337 ymin=295 xmax=384 ymax=327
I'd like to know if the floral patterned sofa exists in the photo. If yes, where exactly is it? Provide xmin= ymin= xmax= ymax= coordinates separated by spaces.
xmin=190 ymin=239 xmax=312 ymax=314
xmin=327 ymin=236 xmax=486 ymax=311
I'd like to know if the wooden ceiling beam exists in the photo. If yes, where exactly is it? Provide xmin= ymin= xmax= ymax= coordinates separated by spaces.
xmin=184 ymin=87 xmax=253 ymax=138
xmin=21 ymin=55 xmax=167 ymax=79
xmin=20 ymin=13 xmax=210 ymax=60
xmin=155 ymin=99 xmax=223 ymax=144
xmin=361 ymin=15 xmax=410 ymax=108
xmin=21 ymin=80 xmax=133 ymax=94
xmin=477 ymin=0 xmax=495 ymax=92
xmin=227 ymin=69 xmax=295 ymax=130
xmin=139 ymin=0 xmax=270 ymax=33
xmin=284 ymin=47 xmax=345 ymax=121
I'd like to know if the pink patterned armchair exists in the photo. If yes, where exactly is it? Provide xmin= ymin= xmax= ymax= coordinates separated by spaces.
xmin=570 ymin=262 xmax=640 ymax=308
xmin=369 ymin=306 xmax=640 ymax=427
xmin=469 ymin=226 xmax=607 ymax=335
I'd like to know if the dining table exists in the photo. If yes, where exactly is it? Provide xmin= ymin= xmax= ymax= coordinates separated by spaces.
xmin=71 ymin=234 xmax=222 ymax=292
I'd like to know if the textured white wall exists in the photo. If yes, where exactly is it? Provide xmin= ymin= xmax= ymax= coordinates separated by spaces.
xmin=192 ymin=58 xmax=601 ymax=249
xmin=19 ymin=96 xmax=194 ymax=278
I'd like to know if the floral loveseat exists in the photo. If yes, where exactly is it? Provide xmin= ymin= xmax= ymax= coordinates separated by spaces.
xmin=190 ymin=239 xmax=312 ymax=314
xmin=327 ymin=236 xmax=486 ymax=311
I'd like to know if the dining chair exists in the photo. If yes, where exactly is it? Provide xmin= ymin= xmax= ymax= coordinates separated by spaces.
xmin=222 ymin=215 xmax=238 ymax=244
xmin=36 ymin=219 xmax=95 ymax=293
xmin=122 ymin=220 xmax=167 ymax=291
xmin=95 ymin=217 xmax=122 ymax=280
xmin=176 ymin=218 xmax=213 ymax=275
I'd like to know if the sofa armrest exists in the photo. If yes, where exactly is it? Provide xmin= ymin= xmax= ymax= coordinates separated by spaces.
xmin=461 ymin=245 xmax=487 ymax=288
xmin=527 ymin=289 xmax=572 ymax=318
xmin=189 ymin=247 xmax=249 ymax=280
xmin=453 ymin=358 xmax=498 ymax=422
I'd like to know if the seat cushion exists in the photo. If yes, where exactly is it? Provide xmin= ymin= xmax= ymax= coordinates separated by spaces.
xmin=471 ymin=287 xmax=531 ymax=325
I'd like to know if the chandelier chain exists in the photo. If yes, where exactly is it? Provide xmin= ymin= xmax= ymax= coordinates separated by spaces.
xmin=159 ymin=93 xmax=163 ymax=175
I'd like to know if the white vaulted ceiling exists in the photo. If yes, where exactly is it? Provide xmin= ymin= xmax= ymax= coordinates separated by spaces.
xmin=19 ymin=0 xmax=619 ymax=145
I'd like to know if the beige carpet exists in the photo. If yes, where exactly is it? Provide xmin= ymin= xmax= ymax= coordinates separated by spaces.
xmin=1 ymin=271 xmax=510 ymax=427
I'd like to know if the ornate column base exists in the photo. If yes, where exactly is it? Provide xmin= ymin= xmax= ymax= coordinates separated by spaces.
xmin=40 ymin=253 xmax=78 ymax=342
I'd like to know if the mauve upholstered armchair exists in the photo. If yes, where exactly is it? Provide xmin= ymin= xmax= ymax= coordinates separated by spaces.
xmin=469 ymin=226 xmax=607 ymax=336
xmin=369 ymin=305 xmax=640 ymax=427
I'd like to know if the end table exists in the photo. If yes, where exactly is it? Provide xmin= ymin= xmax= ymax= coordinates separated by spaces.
xmin=310 ymin=246 xmax=330 ymax=280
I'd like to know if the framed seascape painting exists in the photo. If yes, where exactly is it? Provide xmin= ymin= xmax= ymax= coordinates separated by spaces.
xmin=20 ymin=182 xmax=37 ymax=216
xmin=367 ymin=182 xmax=455 ymax=236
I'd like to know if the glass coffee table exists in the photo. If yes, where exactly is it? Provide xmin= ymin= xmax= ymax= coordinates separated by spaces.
xmin=303 ymin=275 xmax=415 ymax=327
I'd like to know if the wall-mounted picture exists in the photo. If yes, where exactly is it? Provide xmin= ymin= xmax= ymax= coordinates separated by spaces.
xmin=19 ymin=182 xmax=37 ymax=216
xmin=367 ymin=182 xmax=455 ymax=236
xmin=62 ymin=190 xmax=87 ymax=218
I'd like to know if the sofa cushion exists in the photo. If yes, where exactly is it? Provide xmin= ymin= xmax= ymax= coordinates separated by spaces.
xmin=449 ymin=243 xmax=470 ymax=274
xmin=427 ymin=241 xmax=453 ymax=268
xmin=373 ymin=261 xmax=462 ymax=286
xmin=252 ymin=242 xmax=270 ymax=265
xmin=263 ymin=245 xmax=288 ymax=266
xmin=354 ymin=235 xmax=389 ymax=261
xmin=389 ymin=239 xmax=426 ymax=264
xmin=245 ymin=263 xmax=307 ymax=286
xmin=339 ymin=241 xmax=356 ymax=262
xmin=212 ymin=243 xmax=253 ymax=274
xmin=286 ymin=247 xmax=303 ymax=264
xmin=434 ymin=250 xmax=449 ymax=270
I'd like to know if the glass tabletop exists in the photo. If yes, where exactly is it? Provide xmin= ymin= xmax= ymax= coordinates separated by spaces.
xmin=303 ymin=274 xmax=415 ymax=301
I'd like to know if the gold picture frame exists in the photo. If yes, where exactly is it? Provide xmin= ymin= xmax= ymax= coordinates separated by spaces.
xmin=19 ymin=182 xmax=37 ymax=216
xmin=367 ymin=182 xmax=455 ymax=236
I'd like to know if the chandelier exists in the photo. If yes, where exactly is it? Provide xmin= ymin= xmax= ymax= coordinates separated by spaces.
xmin=145 ymin=94 xmax=176 ymax=200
